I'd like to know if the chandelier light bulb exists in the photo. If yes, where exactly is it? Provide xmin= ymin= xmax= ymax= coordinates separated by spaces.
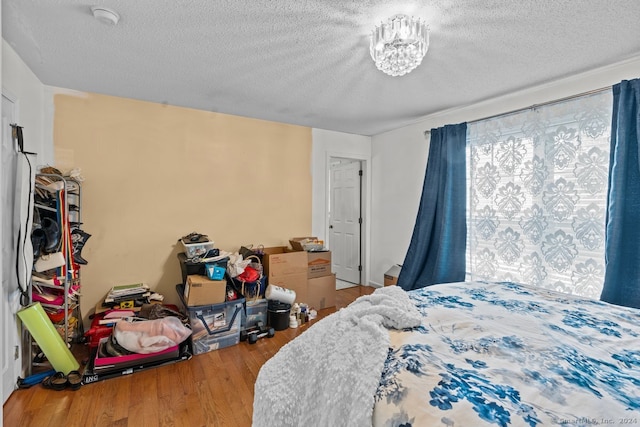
xmin=370 ymin=14 xmax=429 ymax=77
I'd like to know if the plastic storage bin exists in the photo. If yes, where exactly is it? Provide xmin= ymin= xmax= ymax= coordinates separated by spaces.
xmin=178 ymin=252 xmax=205 ymax=283
xmin=181 ymin=239 xmax=215 ymax=259
xmin=192 ymin=329 xmax=240 ymax=354
xmin=242 ymin=299 xmax=268 ymax=330
xmin=176 ymin=284 xmax=244 ymax=355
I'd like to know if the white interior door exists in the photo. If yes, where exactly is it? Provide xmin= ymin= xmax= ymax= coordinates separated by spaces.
xmin=329 ymin=159 xmax=361 ymax=284
xmin=2 ymin=94 xmax=22 ymax=405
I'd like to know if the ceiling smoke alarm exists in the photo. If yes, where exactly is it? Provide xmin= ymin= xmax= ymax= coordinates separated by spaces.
xmin=91 ymin=6 xmax=120 ymax=26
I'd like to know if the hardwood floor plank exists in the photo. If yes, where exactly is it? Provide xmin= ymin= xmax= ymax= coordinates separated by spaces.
xmin=220 ymin=348 xmax=255 ymax=422
xmin=3 ymin=285 xmax=377 ymax=427
xmin=196 ymin=374 xmax=226 ymax=426
xmin=157 ymin=393 xmax=187 ymax=427
xmin=89 ymin=380 xmax=116 ymax=425
xmin=64 ymin=389 xmax=96 ymax=427
xmin=48 ymin=404 xmax=78 ymax=427
xmin=172 ymin=355 xmax=198 ymax=397
xmin=216 ymin=350 xmax=253 ymax=426
xmin=242 ymin=344 xmax=264 ymax=381
xmin=135 ymin=370 xmax=162 ymax=427
xmin=156 ymin=362 xmax=177 ymax=399
xmin=111 ymin=376 xmax=133 ymax=422
xmin=182 ymin=381 xmax=208 ymax=427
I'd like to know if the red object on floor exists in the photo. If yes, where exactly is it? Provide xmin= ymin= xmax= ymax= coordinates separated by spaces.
xmin=85 ymin=312 xmax=114 ymax=349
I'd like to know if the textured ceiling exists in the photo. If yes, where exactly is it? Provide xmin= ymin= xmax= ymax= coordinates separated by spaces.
xmin=3 ymin=1 xmax=640 ymax=136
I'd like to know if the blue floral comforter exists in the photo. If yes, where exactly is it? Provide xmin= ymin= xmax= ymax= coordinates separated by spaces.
xmin=373 ymin=282 xmax=640 ymax=426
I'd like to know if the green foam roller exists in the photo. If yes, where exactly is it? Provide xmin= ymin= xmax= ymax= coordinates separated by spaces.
xmin=17 ymin=302 xmax=79 ymax=374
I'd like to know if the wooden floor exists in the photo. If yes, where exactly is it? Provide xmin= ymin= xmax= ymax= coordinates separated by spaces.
xmin=3 ymin=285 xmax=374 ymax=427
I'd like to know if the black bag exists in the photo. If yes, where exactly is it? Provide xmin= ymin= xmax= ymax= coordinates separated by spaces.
xmin=239 ymin=244 xmax=264 ymax=262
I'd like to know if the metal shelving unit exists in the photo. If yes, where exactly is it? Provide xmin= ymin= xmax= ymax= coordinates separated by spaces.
xmin=27 ymin=172 xmax=84 ymax=371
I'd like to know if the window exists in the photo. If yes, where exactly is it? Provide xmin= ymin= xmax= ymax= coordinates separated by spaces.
xmin=466 ymin=91 xmax=612 ymax=298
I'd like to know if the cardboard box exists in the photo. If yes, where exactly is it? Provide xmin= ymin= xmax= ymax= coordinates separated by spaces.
xmin=289 ymin=237 xmax=314 ymax=251
xmin=384 ymin=265 xmax=402 ymax=286
xmin=184 ymin=275 xmax=227 ymax=306
xmin=308 ymin=274 xmax=336 ymax=310
xmin=284 ymin=239 xmax=332 ymax=278
xmin=262 ymin=247 xmax=307 ymax=278
xmin=307 ymin=251 xmax=332 ymax=278
xmin=263 ymin=246 xmax=334 ymax=306
xmin=263 ymin=247 xmax=310 ymax=303
xmin=268 ymin=273 xmax=309 ymax=304
xmin=289 ymin=236 xmax=323 ymax=251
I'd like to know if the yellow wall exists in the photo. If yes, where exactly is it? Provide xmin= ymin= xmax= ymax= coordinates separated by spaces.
xmin=53 ymin=92 xmax=312 ymax=321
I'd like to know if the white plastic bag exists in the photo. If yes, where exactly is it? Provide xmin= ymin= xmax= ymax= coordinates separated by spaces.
xmin=227 ymin=252 xmax=251 ymax=278
xmin=113 ymin=316 xmax=192 ymax=354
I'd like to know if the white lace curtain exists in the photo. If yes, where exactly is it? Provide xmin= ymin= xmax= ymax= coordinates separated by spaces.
xmin=466 ymin=91 xmax=612 ymax=298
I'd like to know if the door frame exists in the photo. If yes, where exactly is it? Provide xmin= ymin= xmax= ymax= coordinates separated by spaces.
xmin=325 ymin=152 xmax=370 ymax=287
xmin=328 ymin=158 xmax=362 ymax=284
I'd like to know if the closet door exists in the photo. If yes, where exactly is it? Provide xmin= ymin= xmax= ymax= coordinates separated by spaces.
xmin=2 ymin=93 xmax=22 ymax=404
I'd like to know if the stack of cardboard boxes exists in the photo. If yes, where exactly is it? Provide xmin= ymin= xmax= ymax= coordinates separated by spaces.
xmin=262 ymin=237 xmax=336 ymax=310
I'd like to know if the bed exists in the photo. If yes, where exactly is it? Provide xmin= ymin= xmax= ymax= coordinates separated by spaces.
xmin=253 ymin=281 xmax=640 ymax=427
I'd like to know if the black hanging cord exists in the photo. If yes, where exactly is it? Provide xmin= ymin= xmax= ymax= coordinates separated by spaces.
xmin=12 ymin=124 xmax=35 ymax=306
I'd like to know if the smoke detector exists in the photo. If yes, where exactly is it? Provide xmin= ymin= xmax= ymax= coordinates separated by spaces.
xmin=91 ymin=6 xmax=120 ymax=26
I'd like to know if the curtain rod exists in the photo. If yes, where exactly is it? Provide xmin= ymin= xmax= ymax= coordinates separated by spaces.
xmin=423 ymin=85 xmax=611 ymax=136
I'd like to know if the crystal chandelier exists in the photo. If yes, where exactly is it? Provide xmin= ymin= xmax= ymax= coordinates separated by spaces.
xmin=370 ymin=15 xmax=429 ymax=77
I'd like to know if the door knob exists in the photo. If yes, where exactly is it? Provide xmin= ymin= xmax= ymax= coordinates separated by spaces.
xmin=329 ymin=225 xmax=333 ymax=229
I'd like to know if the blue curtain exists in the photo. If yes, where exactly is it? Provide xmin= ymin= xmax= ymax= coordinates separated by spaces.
xmin=398 ymin=123 xmax=467 ymax=291
xmin=601 ymin=79 xmax=640 ymax=309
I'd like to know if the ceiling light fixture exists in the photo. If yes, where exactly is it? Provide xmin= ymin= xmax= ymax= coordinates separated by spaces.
xmin=370 ymin=14 xmax=429 ymax=77
xmin=91 ymin=6 xmax=120 ymax=26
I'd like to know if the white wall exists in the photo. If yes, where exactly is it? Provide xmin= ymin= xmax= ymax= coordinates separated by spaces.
xmin=1 ymin=38 xmax=47 ymax=407
xmin=2 ymin=40 xmax=48 ymax=160
xmin=370 ymin=122 xmax=430 ymax=286
xmin=369 ymin=56 xmax=640 ymax=287
xmin=311 ymin=128 xmax=371 ymax=285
